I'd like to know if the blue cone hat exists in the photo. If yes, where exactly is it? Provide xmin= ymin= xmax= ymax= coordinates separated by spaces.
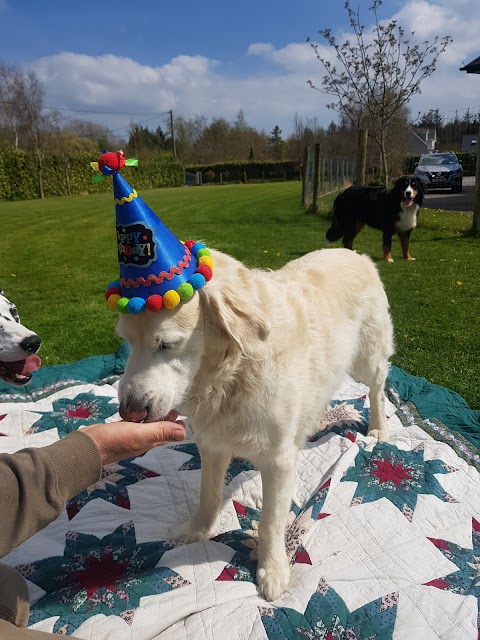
xmin=97 ymin=151 xmax=213 ymax=314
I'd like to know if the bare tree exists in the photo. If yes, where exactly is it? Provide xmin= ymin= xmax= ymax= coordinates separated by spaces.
xmin=308 ymin=0 xmax=452 ymax=187
xmin=0 ymin=64 xmax=31 ymax=148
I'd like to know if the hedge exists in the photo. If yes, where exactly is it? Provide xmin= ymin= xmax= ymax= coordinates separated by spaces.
xmin=0 ymin=148 xmax=185 ymax=201
xmin=185 ymin=160 xmax=301 ymax=183
xmin=405 ymin=151 xmax=477 ymax=176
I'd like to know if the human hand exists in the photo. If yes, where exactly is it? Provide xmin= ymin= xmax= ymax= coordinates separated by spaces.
xmin=82 ymin=419 xmax=186 ymax=466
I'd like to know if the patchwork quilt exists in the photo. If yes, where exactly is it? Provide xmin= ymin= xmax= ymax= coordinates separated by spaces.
xmin=0 ymin=347 xmax=479 ymax=639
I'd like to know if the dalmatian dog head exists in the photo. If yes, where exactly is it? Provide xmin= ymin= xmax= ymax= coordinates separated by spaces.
xmin=0 ymin=287 xmax=42 ymax=386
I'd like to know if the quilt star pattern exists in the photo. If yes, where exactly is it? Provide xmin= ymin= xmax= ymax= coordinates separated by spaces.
xmin=28 ymin=392 xmax=119 ymax=437
xmin=341 ymin=441 xmax=458 ymax=521
xmin=0 ymin=357 xmax=479 ymax=639
xmin=65 ymin=457 xmax=160 ymax=520
xmin=260 ymin=578 xmax=398 ymax=640
xmin=15 ymin=522 xmax=189 ymax=635
xmin=424 ymin=518 xmax=480 ymax=624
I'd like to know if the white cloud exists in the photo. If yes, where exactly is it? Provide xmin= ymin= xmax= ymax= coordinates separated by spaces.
xmin=0 ymin=0 xmax=8 ymax=14
xmin=29 ymin=0 xmax=480 ymax=136
xmin=31 ymin=50 xmax=331 ymax=136
xmin=247 ymin=43 xmax=274 ymax=57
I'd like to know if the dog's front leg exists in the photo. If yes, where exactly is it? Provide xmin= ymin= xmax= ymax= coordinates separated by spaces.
xmin=398 ymin=230 xmax=415 ymax=260
xmin=172 ymin=446 xmax=231 ymax=543
xmin=382 ymin=231 xmax=394 ymax=262
xmin=256 ymin=455 xmax=296 ymax=601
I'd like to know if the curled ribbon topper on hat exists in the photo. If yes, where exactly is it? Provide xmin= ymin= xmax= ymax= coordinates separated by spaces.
xmin=90 ymin=150 xmax=138 ymax=183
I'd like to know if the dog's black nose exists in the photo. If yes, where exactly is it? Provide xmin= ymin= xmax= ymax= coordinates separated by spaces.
xmin=20 ymin=334 xmax=41 ymax=355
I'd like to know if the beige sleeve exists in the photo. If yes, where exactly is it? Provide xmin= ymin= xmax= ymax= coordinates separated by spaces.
xmin=0 ymin=430 xmax=101 ymax=557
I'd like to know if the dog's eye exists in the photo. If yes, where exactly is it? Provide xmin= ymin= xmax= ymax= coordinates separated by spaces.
xmin=157 ymin=341 xmax=177 ymax=351
xmin=9 ymin=306 xmax=19 ymax=323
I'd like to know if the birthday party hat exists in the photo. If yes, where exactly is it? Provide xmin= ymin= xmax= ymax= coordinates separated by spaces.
xmin=93 ymin=151 xmax=213 ymax=314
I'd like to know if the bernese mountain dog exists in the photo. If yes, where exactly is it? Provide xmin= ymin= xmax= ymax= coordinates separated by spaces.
xmin=326 ymin=176 xmax=424 ymax=262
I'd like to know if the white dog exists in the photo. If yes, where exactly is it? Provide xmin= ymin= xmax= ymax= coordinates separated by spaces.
xmin=117 ymin=248 xmax=394 ymax=601
xmin=0 ymin=288 xmax=41 ymax=386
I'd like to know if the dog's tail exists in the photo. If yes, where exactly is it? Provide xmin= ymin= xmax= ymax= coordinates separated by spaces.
xmin=325 ymin=206 xmax=343 ymax=242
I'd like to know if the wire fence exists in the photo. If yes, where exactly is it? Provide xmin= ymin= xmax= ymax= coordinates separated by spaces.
xmin=302 ymin=144 xmax=355 ymax=211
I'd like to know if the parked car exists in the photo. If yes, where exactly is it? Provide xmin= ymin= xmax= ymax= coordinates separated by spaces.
xmin=414 ymin=152 xmax=463 ymax=193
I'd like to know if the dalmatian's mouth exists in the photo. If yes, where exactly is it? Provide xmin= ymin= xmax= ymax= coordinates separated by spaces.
xmin=0 ymin=355 xmax=42 ymax=386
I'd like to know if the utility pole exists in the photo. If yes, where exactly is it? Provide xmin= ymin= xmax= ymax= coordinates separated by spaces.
xmin=169 ymin=110 xmax=176 ymax=158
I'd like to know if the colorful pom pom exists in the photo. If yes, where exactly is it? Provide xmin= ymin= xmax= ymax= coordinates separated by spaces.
xmin=107 ymin=280 xmax=121 ymax=291
xmin=163 ymin=290 xmax=181 ymax=309
xmin=146 ymin=295 xmax=163 ymax=312
xmin=116 ymin=297 xmax=130 ymax=313
xmin=105 ymin=286 xmax=122 ymax=300
xmin=184 ymin=240 xmax=196 ymax=250
xmin=107 ymin=294 xmax=121 ymax=310
xmin=196 ymin=248 xmax=211 ymax=258
xmin=188 ymin=273 xmax=206 ymax=290
xmin=177 ymin=283 xmax=194 ymax=300
xmin=127 ymin=297 xmax=146 ymax=314
xmin=191 ymin=242 xmax=206 ymax=257
xmin=198 ymin=255 xmax=214 ymax=269
xmin=196 ymin=264 xmax=213 ymax=281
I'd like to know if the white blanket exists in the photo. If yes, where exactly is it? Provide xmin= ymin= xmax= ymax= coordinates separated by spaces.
xmin=1 ymin=374 xmax=479 ymax=639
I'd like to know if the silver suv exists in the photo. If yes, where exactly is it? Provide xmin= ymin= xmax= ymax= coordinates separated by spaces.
xmin=414 ymin=152 xmax=463 ymax=193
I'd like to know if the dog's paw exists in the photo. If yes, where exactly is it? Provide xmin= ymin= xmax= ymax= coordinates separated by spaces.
xmin=385 ymin=258 xmax=394 ymax=263
xmin=257 ymin=560 xmax=291 ymax=602
xmin=405 ymin=256 xmax=416 ymax=261
xmin=168 ymin=519 xmax=211 ymax=544
xmin=367 ymin=427 xmax=389 ymax=442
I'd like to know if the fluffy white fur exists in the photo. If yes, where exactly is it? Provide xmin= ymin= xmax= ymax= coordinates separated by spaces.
xmin=117 ymin=248 xmax=394 ymax=601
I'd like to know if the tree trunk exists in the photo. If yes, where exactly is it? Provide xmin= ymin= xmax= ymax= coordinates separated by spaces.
xmin=36 ymin=150 xmax=44 ymax=199
xmin=64 ymin=157 xmax=72 ymax=197
xmin=354 ymin=128 xmax=368 ymax=186
xmin=472 ymin=122 xmax=480 ymax=236
xmin=380 ymin=135 xmax=389 ymax=188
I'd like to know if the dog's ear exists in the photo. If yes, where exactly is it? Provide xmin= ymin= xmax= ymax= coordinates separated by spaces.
xmin=204 ymin=283 xmax=271 ymax=354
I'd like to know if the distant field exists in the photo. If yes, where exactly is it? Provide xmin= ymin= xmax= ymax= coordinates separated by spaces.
xmin=0 ymin=181 xmax=478 ymax=407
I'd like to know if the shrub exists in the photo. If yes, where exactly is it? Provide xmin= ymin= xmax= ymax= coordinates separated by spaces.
xmin=0 ymin=148 xmax=185 ymax=201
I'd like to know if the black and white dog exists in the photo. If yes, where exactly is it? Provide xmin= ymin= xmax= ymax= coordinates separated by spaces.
xmin=0 ymin=288 xmax=41 ymax=386
xmin=326 ymin=176 xmax=424 ymax=262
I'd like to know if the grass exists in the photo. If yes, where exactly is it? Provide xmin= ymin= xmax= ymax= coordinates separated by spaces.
xmin=0 ymin=181 xmax=478 ymax=408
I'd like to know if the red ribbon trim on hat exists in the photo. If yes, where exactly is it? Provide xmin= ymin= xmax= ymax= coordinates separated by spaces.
xmin=120 ymin=251 xmax=192 ymax=289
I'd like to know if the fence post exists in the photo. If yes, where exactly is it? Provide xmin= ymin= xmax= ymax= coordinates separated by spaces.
xmin=301 ymin=147 xmax=308 ymax=205
xmin=244 ymin=170 xmax=247 ymax=184
xmin=220 ymin=172 xmax=223 ymax=185
xmin=311 ymin=143 xmax=321 ymax=212
xmin=320 ymin=157 xmax=326 ymax=195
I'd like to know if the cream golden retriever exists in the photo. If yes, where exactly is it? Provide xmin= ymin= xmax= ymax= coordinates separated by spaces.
xmin=117 ymin=247 xmax=394 ymax=601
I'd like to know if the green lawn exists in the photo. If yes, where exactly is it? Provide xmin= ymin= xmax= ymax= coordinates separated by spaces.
xmin=1 ymin=182 xmax=478 ymax=408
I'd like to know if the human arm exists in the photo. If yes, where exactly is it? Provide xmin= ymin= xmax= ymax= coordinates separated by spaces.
xmin=0 ymin=420 xmax=185 ymax=557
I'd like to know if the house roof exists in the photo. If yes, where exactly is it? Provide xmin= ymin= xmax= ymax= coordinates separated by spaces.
xmin=460 ymin=55 xmax=480 ymax=74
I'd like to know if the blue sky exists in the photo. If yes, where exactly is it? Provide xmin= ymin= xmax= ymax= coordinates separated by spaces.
xmin=1 ymin=0 xmax=479 ymax=136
